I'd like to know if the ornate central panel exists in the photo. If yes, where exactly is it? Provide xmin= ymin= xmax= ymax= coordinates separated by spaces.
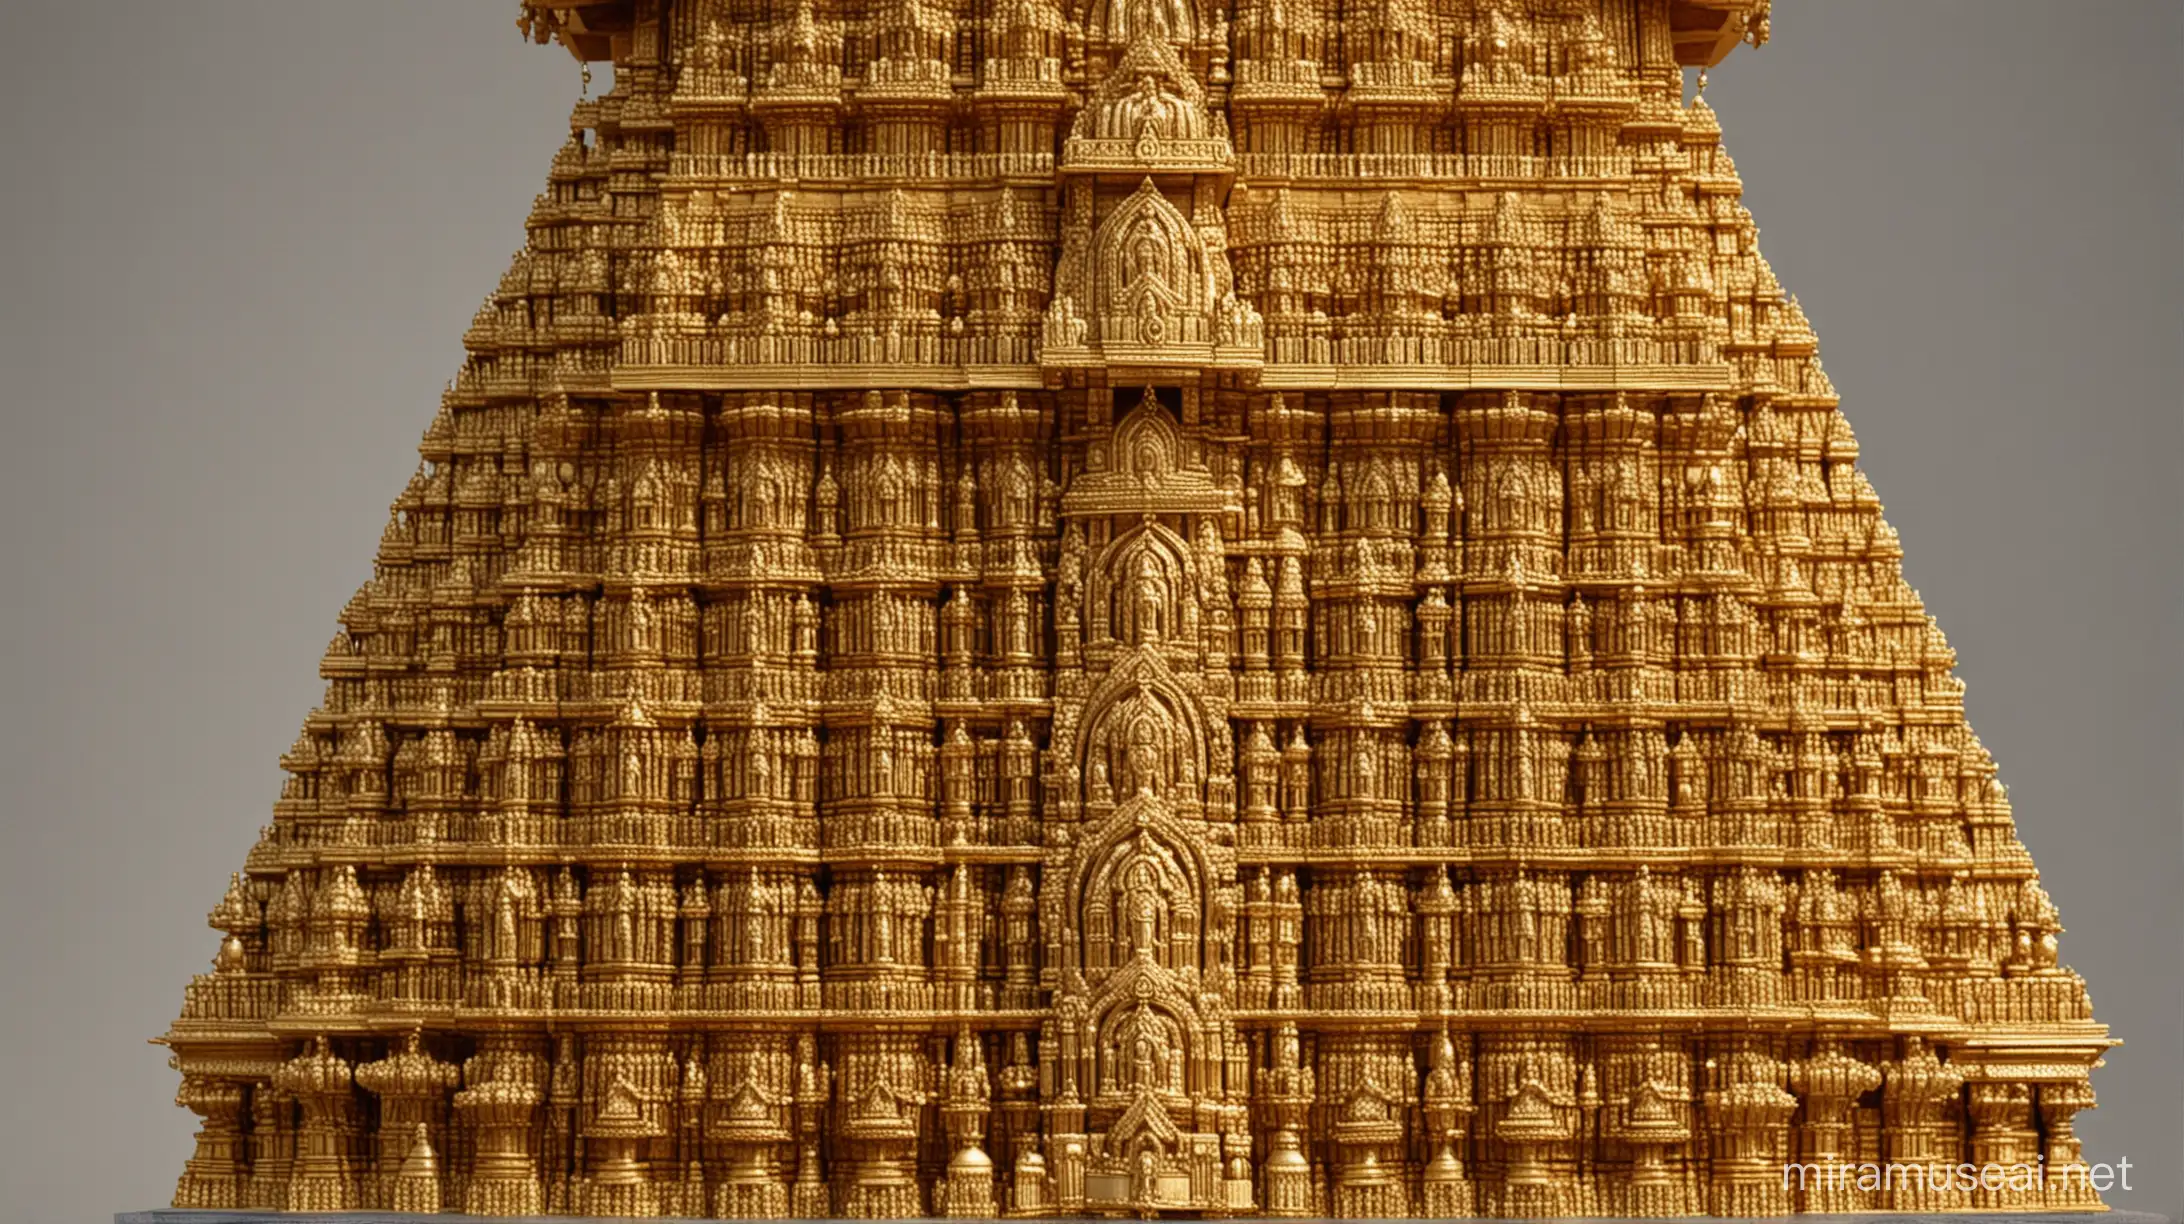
xmin=1045 ymin=388 xmax=1249 ymax=1213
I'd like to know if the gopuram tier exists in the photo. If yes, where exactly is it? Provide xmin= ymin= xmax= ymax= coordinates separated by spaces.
xmin=155 ymin=0 xmax=2114 ymax=1218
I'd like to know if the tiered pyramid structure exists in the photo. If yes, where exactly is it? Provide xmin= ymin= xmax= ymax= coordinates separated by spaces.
xmin=156 ymin=0 xmax=2114 ymax=1217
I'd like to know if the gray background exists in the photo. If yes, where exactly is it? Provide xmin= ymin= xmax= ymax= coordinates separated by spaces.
xmin=1 ymin=1 xmax=2176 ymax=1220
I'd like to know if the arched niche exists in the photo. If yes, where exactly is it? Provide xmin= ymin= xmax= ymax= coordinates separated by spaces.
xmin=1095 ymin=181 xmax=1210 ymax=347
xmin=1080 ymin=975 xmax=1208 ymax=1104
xmin=1486 ymin=459 xmax=1532 ymax=534
xmin=1073 ymin=664 xmax=1210 ymax=808
xmin=1061 ymin=391 xmax=1227 ymax=516
xmin=1078 ymin=828 xmax=1203 ymax=975
xmin=1088 ymin=0 xmax=1198 ymax=52
xmin=1088 ymin=520 xmax=1199 ymax=649
xmin=1111 ymin=398 xmax=1188 ymax=488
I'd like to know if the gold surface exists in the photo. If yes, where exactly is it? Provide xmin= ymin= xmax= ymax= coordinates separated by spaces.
xmin=158 ymin=0 xmax=2110 ymax=1217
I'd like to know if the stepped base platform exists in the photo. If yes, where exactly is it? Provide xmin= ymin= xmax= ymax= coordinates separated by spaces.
xmin=116 ymin=1214 xmax=2174 ymax=1224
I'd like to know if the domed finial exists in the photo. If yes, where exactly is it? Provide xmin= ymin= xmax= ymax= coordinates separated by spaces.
xmin=1696 ymin=69 xmax=1709 ymax=97
xmin=581 ymin=62 xmax=593 ymax=97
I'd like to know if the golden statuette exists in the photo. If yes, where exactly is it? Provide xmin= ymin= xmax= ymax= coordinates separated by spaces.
xmin=155 ymin=0 xmax=2113 ymax=1217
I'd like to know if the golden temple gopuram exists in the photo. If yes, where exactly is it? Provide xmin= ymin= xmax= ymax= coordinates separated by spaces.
xmin=154 ymin=0 xmax=2116 ymax=1217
